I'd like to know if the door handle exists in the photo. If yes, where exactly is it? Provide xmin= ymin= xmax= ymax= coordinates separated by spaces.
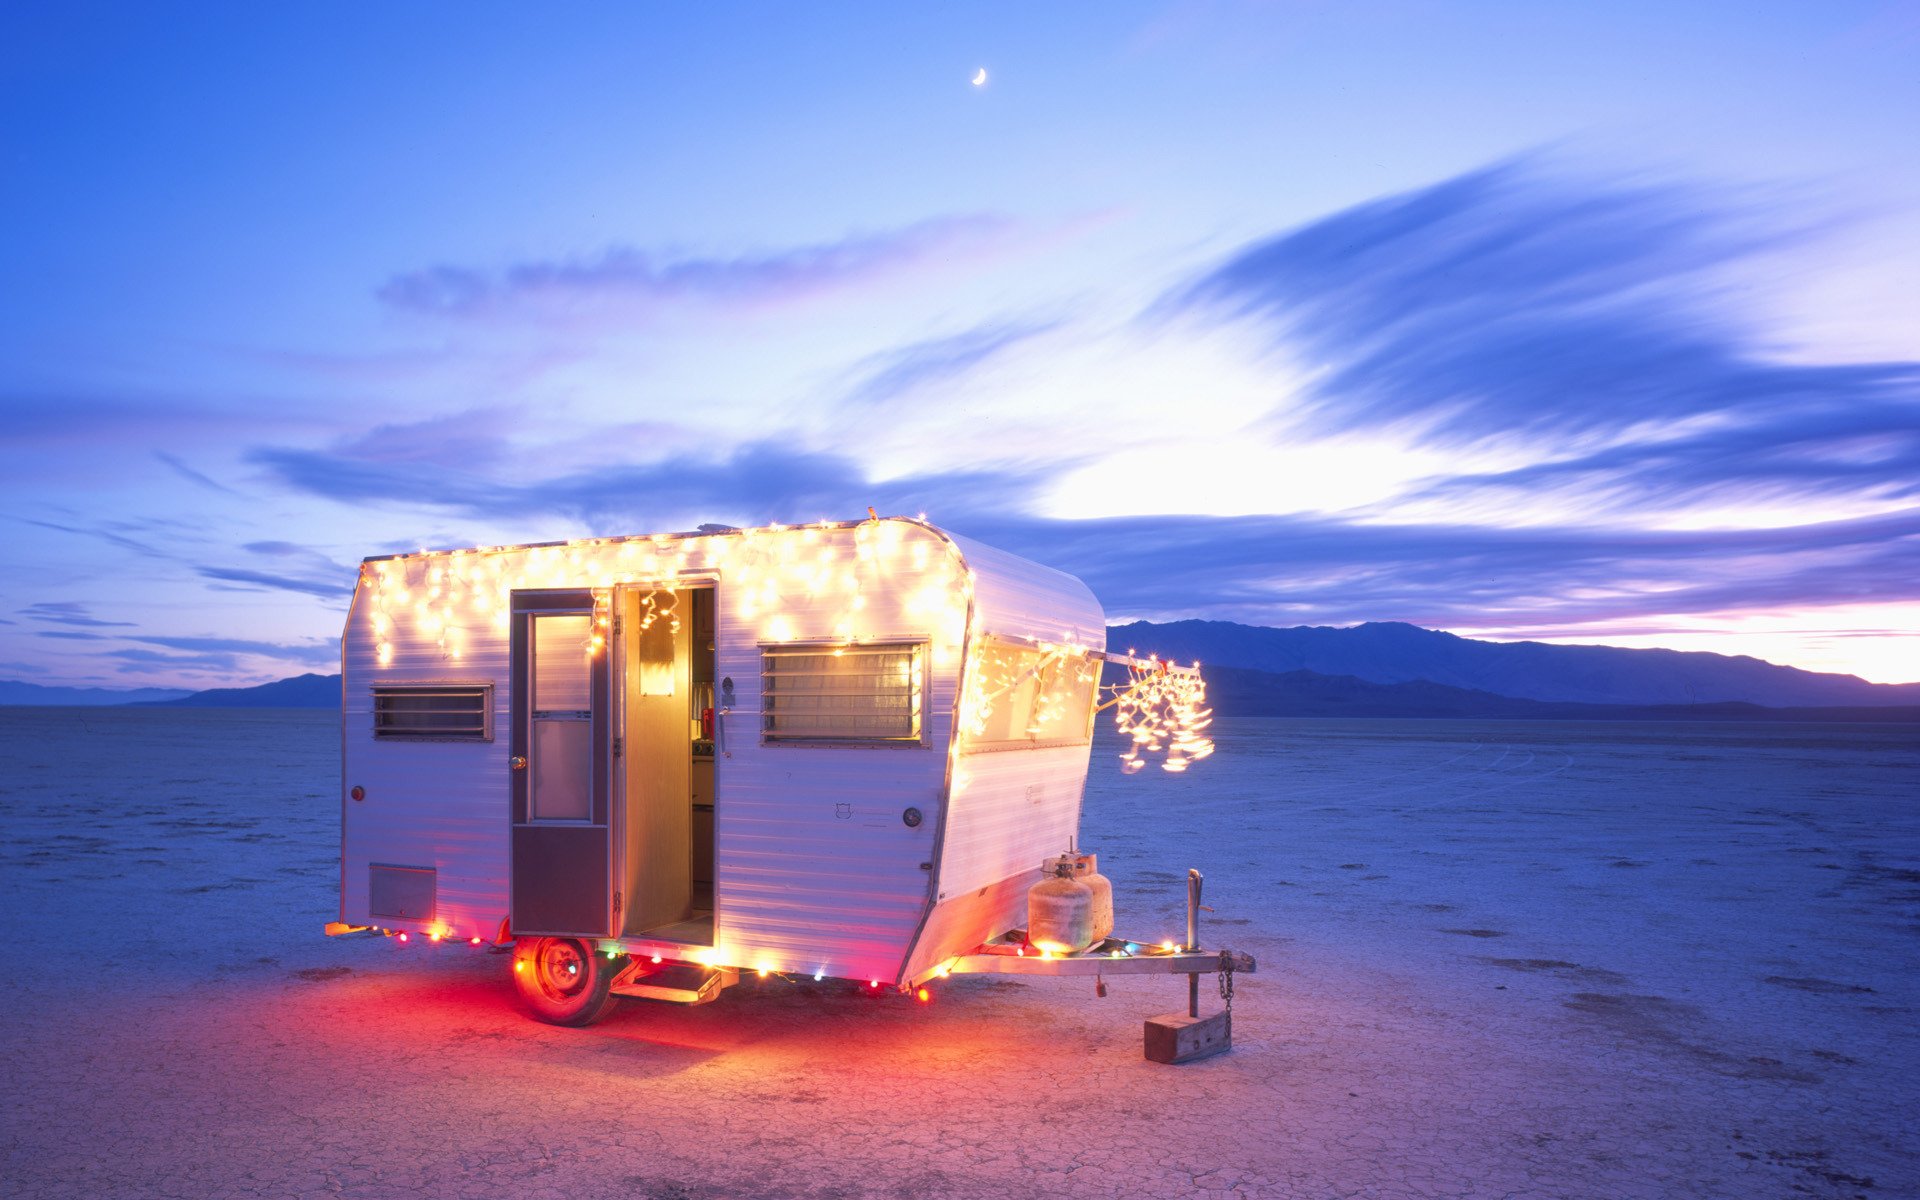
xmin=510 ymin=756 xmax=527 ymax=771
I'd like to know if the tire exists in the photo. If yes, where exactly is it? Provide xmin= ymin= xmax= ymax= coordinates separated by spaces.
xmin=512 ymin=936 xmax=622 ymax=1027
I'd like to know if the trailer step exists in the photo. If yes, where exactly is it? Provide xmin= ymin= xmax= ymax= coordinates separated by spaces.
xmin=609 ymin=962 xmax=734 ymax=1005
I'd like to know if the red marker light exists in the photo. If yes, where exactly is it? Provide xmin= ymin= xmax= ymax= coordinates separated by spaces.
xmin=916 ymin=987 xmax=930 ymax=1003
xmin=867 ymin=979 xmax=879 ymax=989
xmin=470 ymin=937 xmax=482 ymax=946
xmin=396 ymin=932 xmax=409 ymax=943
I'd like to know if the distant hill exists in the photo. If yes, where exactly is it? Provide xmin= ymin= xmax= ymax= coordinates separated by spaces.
xmin=1110 ymin=620 xmax=1920 ymax=709
xmin=144 ymin=673 xmax=341 ymax=708
xmin=0 ymin=680 xmax=194 ymax=706
xmin=1190 ymin=663 xmax=1920 ymax=723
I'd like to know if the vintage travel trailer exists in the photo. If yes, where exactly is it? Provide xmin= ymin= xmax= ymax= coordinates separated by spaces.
xmin=330 ymin=515 xmax=1247 ymax=1054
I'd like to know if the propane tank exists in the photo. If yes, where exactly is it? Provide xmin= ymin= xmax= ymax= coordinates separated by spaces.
xmin=1027 ymin=861 xmax=1096 ymax=954
xmin=1075 ymin=854 xmax=1115 ymax=948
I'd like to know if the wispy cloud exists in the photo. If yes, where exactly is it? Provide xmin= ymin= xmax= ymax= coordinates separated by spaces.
xmin=321 ymin=409 xmax=519 ymax=470
xmin=20 ymin=518 xmax=175 ymax=560
xmin=842 ymin=318 xmax=1060 ymax=408
xmin=378 ymin=215 xmax=1018 ymax=319
xmin=108 ymin=647 xmax=242 ymax=675
xmin=249 ymin=438 xmax=1051 ymax=532
xmin=155 ymin=451 xmax=239 ymax=495
xmin=129 ymin=634 xmax=337 ymax=665
xmin=192 ymin=540 xmax=356 ymax=600
xmin=195 ymin=567 xmax=353 ymax=600
xmin=1163 ymin=157 xmax=1919 ymax=523
xmin=20 ymin=602 xmax=135 ymax=628
xmin=1402 ymin=402 xmax=1920 ymax=512
xmin=960 ymin=505 xmax=1920 ymax=631
xmin=1 ymin=393 xmax=321 ymax=447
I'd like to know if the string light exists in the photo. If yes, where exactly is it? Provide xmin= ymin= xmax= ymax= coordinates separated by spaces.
xmin=1106 ymin=658 xmax=1215 ymax=774
xmin=358 ymin=517 xmax=1206 ymax=872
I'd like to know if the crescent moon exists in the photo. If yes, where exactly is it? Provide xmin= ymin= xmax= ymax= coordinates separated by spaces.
xmin=972 ymin=68 xmax=987 ymax=86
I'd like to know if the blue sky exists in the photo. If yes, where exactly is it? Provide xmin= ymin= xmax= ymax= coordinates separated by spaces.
xmin=4 ymin=2 xmax=1918 ymax=689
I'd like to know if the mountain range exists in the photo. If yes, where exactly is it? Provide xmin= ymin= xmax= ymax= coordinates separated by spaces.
xmin=138 ymin=673 xmax=342 ymax=708
xmin=1111 ymin=620 xmax=1920 ymax=708
xmin=0 ymin=680 xmax=193 ymax=706
xmin=2 ymin=622 xmax=1915 ymax=717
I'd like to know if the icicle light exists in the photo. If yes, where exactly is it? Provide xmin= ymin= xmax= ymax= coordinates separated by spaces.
xmin=359 ymin=516 xmax=973 ymax=678
xmin=1106 ymin=657 xmax=1215 ymax=774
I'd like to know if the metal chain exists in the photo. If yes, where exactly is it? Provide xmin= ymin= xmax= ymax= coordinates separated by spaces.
xmin=1217 ymin=951 xmax=1235 ymax=1013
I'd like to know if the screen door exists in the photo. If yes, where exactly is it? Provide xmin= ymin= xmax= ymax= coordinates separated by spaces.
xmin=509 ymin=592 xmax=612 ymax=937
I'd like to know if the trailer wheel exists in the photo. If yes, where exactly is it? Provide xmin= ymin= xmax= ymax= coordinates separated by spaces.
xmin=513 ymin=937 xmax=621 ymax=1027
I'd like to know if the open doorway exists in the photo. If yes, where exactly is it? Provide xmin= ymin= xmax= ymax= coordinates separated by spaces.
xmin=616 ymin=585 xmax=716 ymax=945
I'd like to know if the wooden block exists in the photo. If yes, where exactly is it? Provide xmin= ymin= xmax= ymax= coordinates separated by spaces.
xmin=1144 ymin=1009 xmax=1231 ymax=1064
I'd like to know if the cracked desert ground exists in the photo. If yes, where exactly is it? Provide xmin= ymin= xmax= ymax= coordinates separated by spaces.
xmin=3 ymin=708 xmax=1914 ymax=1199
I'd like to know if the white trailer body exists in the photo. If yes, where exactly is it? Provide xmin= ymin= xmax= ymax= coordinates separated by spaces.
xmin=338 ymin=517 xmax=1112 ymax=989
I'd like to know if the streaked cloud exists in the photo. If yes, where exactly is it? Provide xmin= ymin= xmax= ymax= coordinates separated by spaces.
xmin=1400 ymin=401 xmax=1920 ymax=516
xmin=108 ymin=647 xmax=242 ymax=675
xmin=249 ymin=437 xmax=1049 ymax=532
xmin=195 ymin=567 xmax=353 ymax=600
xmin=378 ymin=215 xmax=1018 ymax=318
xmin=842 ymin=318 xmax=1060 ymax=408
xmin=961 ymin=505 xmax=1920 ymax=632
xmin=155 ymin=452 xmax=239 ymax=495
xmin=1172 ymin=159 xmax=1916 ymax=462
xmin=20 ymin=602 xmax=136 ymax=629
xmin=129 ymin=634 xmax=337 ymax=665
xmin=1 ymin=393 xmax=320 ymax=446
xmin=1155 ymin=158 xmax=1920 ymax=540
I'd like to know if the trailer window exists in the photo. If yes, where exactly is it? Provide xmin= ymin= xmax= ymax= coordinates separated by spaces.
xmin=762 ymin=642 xmax=925 ymax=744
xmin=372 ymin=684 xmax=493 ymax=741
xmin=960 ymin=640 xmax=1098 ymax=751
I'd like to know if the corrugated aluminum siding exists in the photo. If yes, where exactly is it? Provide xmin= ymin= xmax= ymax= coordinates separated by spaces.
xmin=341 ymin=520 xmax=971 ymax=982
xmin=902 ymin=531 xmax=1107 ymax=979
xmin=341 ymin=589 xmax=513 ymax=942
xmin=709 ymin=521 xmax=962 ymax=982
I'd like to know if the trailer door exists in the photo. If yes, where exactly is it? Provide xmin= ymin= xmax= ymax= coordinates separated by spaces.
xmin=509 ymin=591 xmax=614 ymax=937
